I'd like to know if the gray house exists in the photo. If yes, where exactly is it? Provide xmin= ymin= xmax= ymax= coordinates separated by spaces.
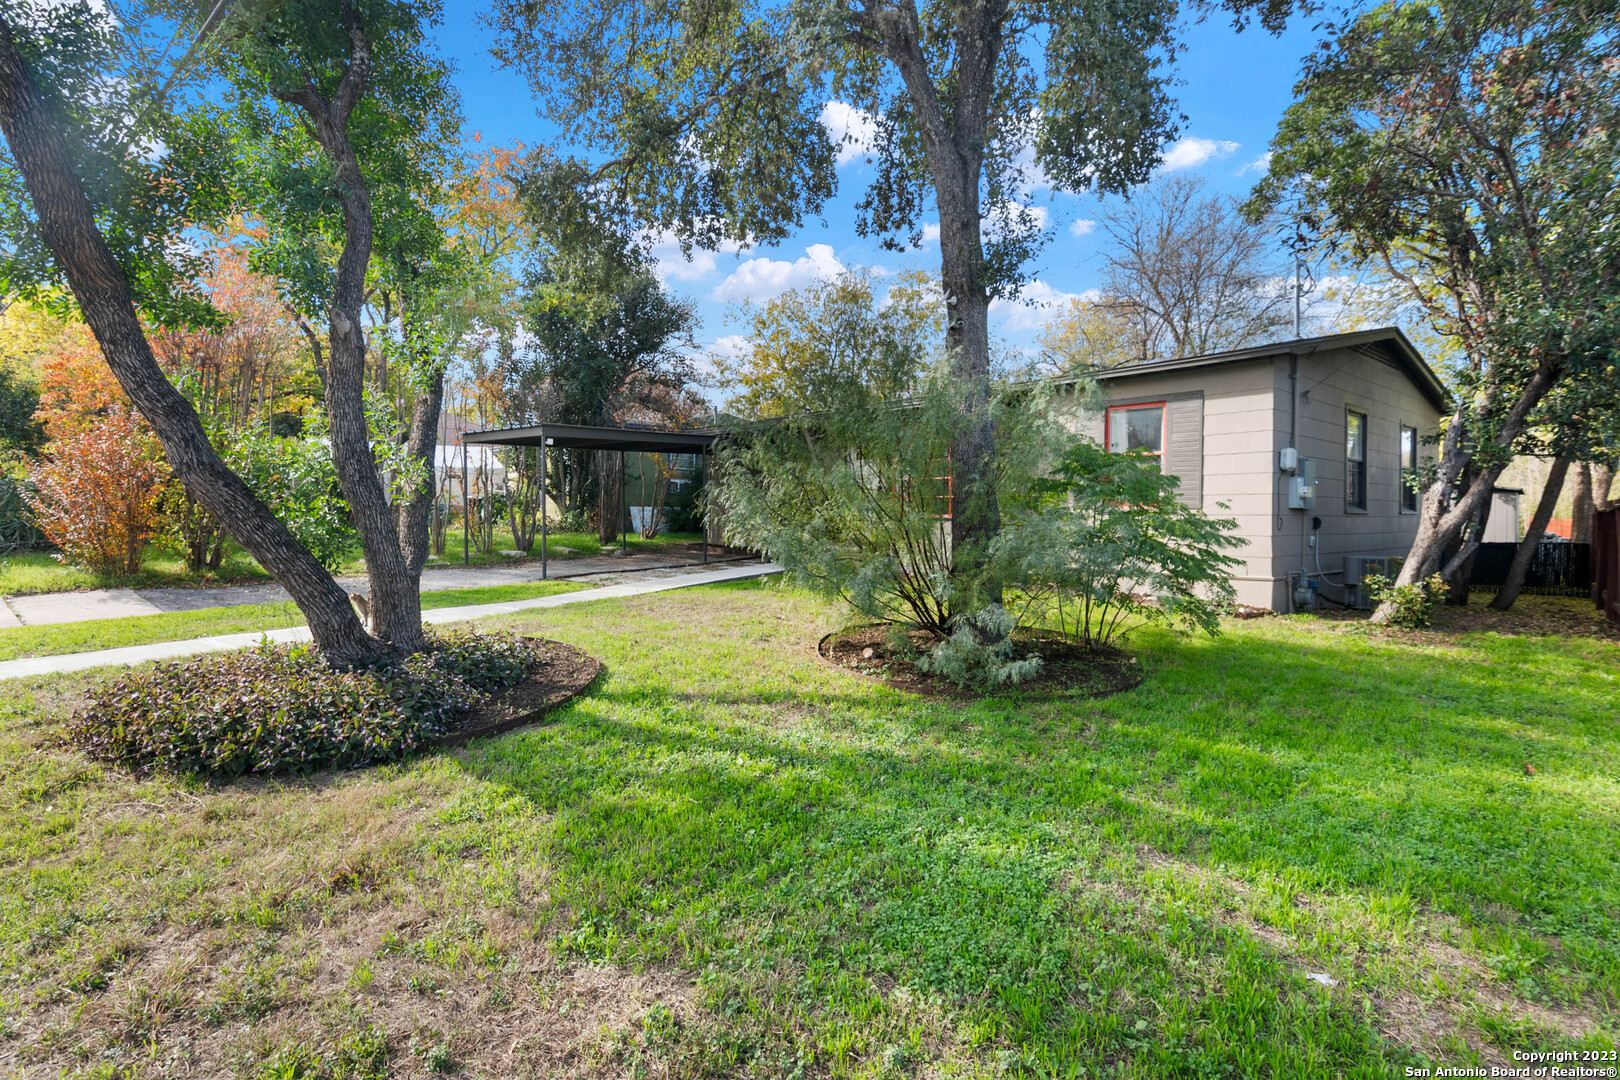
xmin=1051 ymin=328 xmax=1449 ymax=612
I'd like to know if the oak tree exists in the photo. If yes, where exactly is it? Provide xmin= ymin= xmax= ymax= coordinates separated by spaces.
xmin=488 ymin=0 xmax=1296 ymax=598
xmin=208 ymin=0 xmax=460 ymax=650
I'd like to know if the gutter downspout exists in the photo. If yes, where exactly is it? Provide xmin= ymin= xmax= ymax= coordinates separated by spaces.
xmin=1289 ymin=354 xmax=1302 ymax=608
xmin=1292 ymin=355 xmax=1306 ymax=589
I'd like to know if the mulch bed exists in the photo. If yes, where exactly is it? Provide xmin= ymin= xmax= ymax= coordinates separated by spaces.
xmin=819 ymin=625 xmax=1143 ymax=700
xmin=1307 ymin=592 xmax=1620 ymax=643
xmin=432 ymin=638 xmax=601 ymax=749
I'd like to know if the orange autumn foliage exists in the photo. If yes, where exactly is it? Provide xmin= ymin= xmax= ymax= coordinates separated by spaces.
xmin=27 ymin=412 xmax=166 ymax=576
xmin=150 ymin=248 xmax=306 ymax=427
xmin=34 ymin=323 xmax=136 ymax=441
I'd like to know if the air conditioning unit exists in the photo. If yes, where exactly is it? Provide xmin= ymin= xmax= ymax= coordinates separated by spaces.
xmin=1343 ymin=555 xmax=1406 ymax=609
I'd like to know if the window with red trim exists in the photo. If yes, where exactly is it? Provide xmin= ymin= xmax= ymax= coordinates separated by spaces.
xmin=1105 ymin=403 xmax=1166 ymax=468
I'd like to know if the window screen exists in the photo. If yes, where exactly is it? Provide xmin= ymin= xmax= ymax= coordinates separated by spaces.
xmin=1400 ymin=426 xmax=1418 ymax=512
xmin=1108 ymin=404 xmax=1165 ymax=459
xmin=1346 ymin=410 xmax=1368 ymax=511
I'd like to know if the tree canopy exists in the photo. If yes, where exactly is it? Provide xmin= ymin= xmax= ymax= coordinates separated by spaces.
xmin=489 ymin=0 xmax=1301 ymax=614
xmin=1254 ymin=0 xmax=1620 ymax=612
xmin=715 ymin=269 xmax=939 ymax=419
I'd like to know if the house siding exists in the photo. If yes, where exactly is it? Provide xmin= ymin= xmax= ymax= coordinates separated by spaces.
xmin=1051 ymin=343 xmax=1443 ymax=611
xmin=1278 ymin=346 xmax=1442 ymax=603
xmin=1052 ymin=359 xmax=1280 ymax=608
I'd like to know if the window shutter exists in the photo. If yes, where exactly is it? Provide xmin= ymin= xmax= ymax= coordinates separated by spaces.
xmin=1165 ymin=396 xmax=1203 ymax=508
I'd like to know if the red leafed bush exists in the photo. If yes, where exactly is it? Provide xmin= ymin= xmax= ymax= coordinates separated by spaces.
xmin=27 ymin=413 xmax=166 ymax=576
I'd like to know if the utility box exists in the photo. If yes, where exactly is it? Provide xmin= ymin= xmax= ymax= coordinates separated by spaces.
xmin=1287 ymin=458 xmax=1317 ymax=510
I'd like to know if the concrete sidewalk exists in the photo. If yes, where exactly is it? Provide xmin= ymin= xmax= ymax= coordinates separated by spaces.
xmin=0 ymin=561 xmax=781 ymax=681
xmin=1 ymin=547 xmax=752 ymax=627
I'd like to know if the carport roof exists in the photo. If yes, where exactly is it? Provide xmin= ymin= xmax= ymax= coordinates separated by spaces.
xmin=460 ymin=422 xmax=720 ymax=454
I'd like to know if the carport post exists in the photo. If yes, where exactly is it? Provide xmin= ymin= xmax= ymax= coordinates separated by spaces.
xmin=701 ymin=446 xmax=708 ymax=565
xmin=620 ymin=449 xmax=627 ymax=554
xmin=461 ymin=444 xmax=469 ymax=565
xmin=539 ymin=440 xmax=548 ymax=580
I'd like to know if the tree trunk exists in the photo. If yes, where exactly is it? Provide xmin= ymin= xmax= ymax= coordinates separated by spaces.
xmin=1445 ymin=475 xmax=1492 ymax=606
xmin=1372 ymin=354 xmax=1561 ymax=624
xmin=598 ymin=450 xmax=622 ymax=546
xmin=271 ymin=2 xmax=424 ymax=653
xmin=395 ymin=365 xmax=445 ymax=583
xmin=1491 ymin=457 xmax=1569 ymax=611
xmin=871 ymin=4 xmax=1005 ymax=622
xmin=1570 ymin=462 xmax=1593 ymax=543
xmin=0 ymin=14 xmax=382 ymax=665
xmin=1593 ymin=461 xmax=1614 ymax=511
xmin=938 ymin=217 xmax=1000 ymax=603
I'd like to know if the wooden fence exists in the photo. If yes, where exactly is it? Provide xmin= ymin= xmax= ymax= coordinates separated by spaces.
xmin=1595 ymin=509 xmax=1619 ymax=624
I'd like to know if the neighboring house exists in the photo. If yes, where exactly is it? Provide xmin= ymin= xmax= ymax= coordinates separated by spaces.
xmin=1050 ymin=327 xmax=1449 ymax=612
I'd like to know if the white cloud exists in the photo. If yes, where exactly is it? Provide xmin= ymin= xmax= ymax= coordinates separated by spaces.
xmin=989 ymin=281 xmax=1100 ymax=332
xmin=1238 ymin=151 xmax=1274 ymax=176
xmin=919 ymin=222 xmax=941 ymax=246
xmin=645 ymin=229 xmax=754 ymax=283
xmin=651 ymin=241 xmax=717 ymax=283
xmin=1068 ymin=218 xmax=1097 ymax=237
xmin=693 ymin=333 xmax=752 ymax=380
xmin=820 ymin=101 xmax=878 ymax=167
xmin=709 ymin=243 xmax=846 ymax=302
xmin=1160 ymin=137 xmax=1241 ymax=172
xmin=709 ymin=334 xmax=752 ymax=360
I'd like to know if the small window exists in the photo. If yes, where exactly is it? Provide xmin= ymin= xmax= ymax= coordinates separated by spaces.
xmin=1107 ymin=403 xmax=1165 ymax=465
xmin=1400 ymin=425 xmax=1418 ymax=513
xmin=1346 ymin=409 xmax=1368 ymax=511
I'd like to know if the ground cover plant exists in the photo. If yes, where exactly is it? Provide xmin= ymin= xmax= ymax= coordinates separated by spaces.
xmin=66 ymin=630 xmax=549 ymax=779
xmin=0 ymin=580 xmax=587 ymax=661
xmin=0 ymin=585 xmax=1613 ymax=1076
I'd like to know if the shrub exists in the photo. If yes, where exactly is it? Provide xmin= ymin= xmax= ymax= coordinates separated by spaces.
xmin=719 ymin=371 xmax=1245 ymax=685
xmin=911 ymin=604 xmax=1043 ymax=689
xmin=67 ymin=630 xmax=544 ymax=778
xmin=0 ymin=474 xmax=44 ymax=553
xmin=1365 ymin=572 xmax=1450 ymax=629
xmin=0 ymin=365 xmax=43 ymax=455
xmin=554 ymin=508 xmax=591 ymax=534
xmin=227 ymin=428 xmax=357 ymax=570
xmin=159 ymin=479 xmax=228 ymax=571
xmin=995 ymin=438 xmax=1247 ymax=648
xmin=26 ymin=413 xmax=166 ymax=575
xmin=717 ymin=370 xmax=1060 ymax=639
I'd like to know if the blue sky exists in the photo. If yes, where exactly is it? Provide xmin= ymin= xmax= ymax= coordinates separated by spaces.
xmin=435 ymin=1 xmax=1328 ymax=371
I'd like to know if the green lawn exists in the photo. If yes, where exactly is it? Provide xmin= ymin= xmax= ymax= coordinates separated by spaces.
xmin=360 ymin=528 xmax=708 ymax=573
xmin=0 ymin=547 xmax=273 ymax=596
xmin=0 ymin=530 xmax=707 ymax=597
xmin=0 ymin=580 xmax=587 ymax=660
xmin=0 ymin=586 xmax=1614 ymax=1077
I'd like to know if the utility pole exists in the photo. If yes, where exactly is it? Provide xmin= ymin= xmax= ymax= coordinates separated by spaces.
xmin=1293 ymin=254 xmax=1303 ymax=339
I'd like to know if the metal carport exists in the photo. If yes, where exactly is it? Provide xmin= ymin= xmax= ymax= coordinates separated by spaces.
xmin=459 ymin=422 xmax=721 ymax=579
